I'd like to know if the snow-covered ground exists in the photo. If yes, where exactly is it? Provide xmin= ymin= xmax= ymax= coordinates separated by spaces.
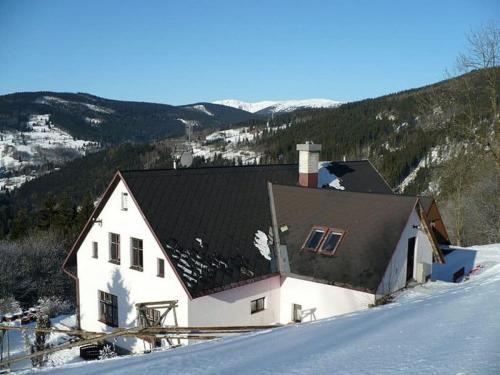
xmin=0 ymin=114 xmax=98 ymax=190
xmin=33 ymin=244 xmax=500 ymax=375
xmin=214 ymin=98 xmax=342 ymax=114
xmin=2 ymin=314 xmax=82 ymax=372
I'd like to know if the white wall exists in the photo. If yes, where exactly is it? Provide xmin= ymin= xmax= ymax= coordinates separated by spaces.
xmin=77 ymin=179 xmax=189 ymax=353
xmin=279 ymin=276 xmax=374 ymax=323
xmin=188 ymin=276 xmax=281 ymax=326
xmin=376 ymin=208 xmax=434 ymax=298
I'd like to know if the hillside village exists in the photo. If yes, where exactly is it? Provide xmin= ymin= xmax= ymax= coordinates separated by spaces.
xmin=0 ymin=114 xmax=98 ymax=190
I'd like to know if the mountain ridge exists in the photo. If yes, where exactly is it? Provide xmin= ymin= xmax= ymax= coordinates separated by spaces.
xmin=213 ymin=98 xmax=342 ymax=115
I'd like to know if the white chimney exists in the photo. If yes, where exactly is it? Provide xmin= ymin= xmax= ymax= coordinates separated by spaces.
xmin=296 ymin=142 xmax=322 ymax=188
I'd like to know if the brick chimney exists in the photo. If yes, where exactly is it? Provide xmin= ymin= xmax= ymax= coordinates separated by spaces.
xmin=297 ymin=142 xmax=321 ymax=188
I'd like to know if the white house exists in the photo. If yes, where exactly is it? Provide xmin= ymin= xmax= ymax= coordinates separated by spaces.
xmin=62 ymin=143 xmax=446 ymax=353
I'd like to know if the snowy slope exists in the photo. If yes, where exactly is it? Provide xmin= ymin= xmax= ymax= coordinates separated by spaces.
xmin=39 ymin=244 xmax=500 ymax=375
xmin=0 ymin=114 xmax=99 ymax=190
xmin=213 ymin=98 xmax=342 ymax=115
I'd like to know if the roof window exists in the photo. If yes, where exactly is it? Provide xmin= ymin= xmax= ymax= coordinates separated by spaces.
xmin=303 ymin=227 xmax=326 ymax=251
xmin=319 ymin=231 xmax=343 ymax=255
xmin=302 ymin=226 xmax=345 ymax=256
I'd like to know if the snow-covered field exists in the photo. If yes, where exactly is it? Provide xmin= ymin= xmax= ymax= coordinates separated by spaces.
xmin=0 ymin=114 xmax=98 ymax=190
xmin=32 ymin=244 xmax=500 ymax=375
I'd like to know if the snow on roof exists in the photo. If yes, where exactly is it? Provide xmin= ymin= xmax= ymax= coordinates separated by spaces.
xmin=318 ymin=161 xmax=345 ymax=190
xmin=254 ymin=230 xmax=271 ymax=260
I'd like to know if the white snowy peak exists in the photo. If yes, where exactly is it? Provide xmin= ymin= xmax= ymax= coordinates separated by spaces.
xmin=213 ymin=98 xmax=342 ymax=114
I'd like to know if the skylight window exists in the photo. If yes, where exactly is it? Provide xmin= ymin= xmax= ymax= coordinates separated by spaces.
xmin=303 ymin=227 xmax=326 ymax=251
xmin=320 ymin=231 xmax=343 ymax=255
xmin=302 ymin=226 xmax=345 ymax=255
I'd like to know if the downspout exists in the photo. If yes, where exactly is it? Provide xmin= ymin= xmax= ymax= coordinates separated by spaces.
xmin=62 ymin=268 xmax=81 ymax=329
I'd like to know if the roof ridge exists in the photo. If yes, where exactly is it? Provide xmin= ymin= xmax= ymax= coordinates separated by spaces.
xmin=120 ymin=159 xmax=379 ymax=174
xmin=270 ymin=183 xmax=418 ymax=200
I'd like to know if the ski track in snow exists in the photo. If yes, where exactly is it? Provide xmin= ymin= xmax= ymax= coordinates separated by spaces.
xmin=37 ymin=244 xmax=500 ymax=375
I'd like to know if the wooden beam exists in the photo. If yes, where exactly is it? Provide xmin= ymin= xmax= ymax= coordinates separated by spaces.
xmin=0 ymin=325 xmax=106 ymax=338
xmin=417 ymin=202 xmax=445 ymax=263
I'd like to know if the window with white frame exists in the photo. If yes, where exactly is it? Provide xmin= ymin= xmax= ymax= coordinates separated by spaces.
xmin=92 ymin=241 xmax=98 ymax=258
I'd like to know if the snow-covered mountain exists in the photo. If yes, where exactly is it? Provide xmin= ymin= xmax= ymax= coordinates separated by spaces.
xmin=213 ymin=98 xmax=342 ymax=115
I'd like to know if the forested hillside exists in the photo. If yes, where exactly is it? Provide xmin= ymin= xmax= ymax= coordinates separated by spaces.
xmin=0 ymin=92 xmax=258 ymax=144
xmin=257 ymin=67 xmax=499 ymax=245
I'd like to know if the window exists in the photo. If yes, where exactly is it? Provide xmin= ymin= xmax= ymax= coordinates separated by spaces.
xmin=302 ymin=226 xmax=345 ymax=255
xmin=303 ymin=227 xmax=326 ymax=251
xmin=109 ymin=233 xmax=120 ymax=264
xmin=250 ymin=297 xmax=265 ymax=314
xmin=92 ymin=241 xmax=98 ymax=258
xmin=130 ymin=238 xmax=143 ymax=271
xmin=138 ymin=308 xmax=161 ymax=328
xmin=157 ymin=258 xmax=165 ymax=278
xmin=320 ymin=232 xmax=343 ymax=255
xmin=98 ymin=291 xmax=118 ymax=327
xmin=121 ymin=192 xmax=128 ymax=211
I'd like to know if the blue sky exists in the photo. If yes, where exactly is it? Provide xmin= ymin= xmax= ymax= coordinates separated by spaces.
xmin=1 ymin=0 xmax=498 ymax=105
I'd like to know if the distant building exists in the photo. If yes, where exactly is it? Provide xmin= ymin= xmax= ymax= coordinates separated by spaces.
xmin=63 ymin=143 xmax=447 ymax=353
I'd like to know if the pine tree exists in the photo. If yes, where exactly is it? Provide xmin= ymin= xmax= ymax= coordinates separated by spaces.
xmin=10 ymin=208 xmax=30 ymax=240
xmin=37 ymin=194 xmax=58 ymax=230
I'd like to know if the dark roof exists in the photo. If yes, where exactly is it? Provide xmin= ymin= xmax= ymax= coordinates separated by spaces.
xmin=321 ymin=160 xmax=393 ymax=194
xmin=271 ymin=184 xmax=418 ymax=292
xmin=120 ymin=165 xmax=298 ymax=297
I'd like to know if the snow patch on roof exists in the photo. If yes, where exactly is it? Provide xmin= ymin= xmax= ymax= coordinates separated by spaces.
xmin=254 ymin=230 xmax=271 ymax=260
xmin=318 ymin=161 xmax=345 ymax=190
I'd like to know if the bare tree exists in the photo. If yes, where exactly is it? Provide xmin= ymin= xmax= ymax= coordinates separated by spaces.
xmin=456 ymin=21 xmax=500 ymax=169
xmin=416 ymin=22 xmax=500 ymax=245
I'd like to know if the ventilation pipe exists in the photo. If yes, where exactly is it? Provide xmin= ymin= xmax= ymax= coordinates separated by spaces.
xmin=297 ymin=142 xmax=322 ymax=188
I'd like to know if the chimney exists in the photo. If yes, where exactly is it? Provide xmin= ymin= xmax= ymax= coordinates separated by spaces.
xmin=297 ymin=142 xmax=322 ymax=188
